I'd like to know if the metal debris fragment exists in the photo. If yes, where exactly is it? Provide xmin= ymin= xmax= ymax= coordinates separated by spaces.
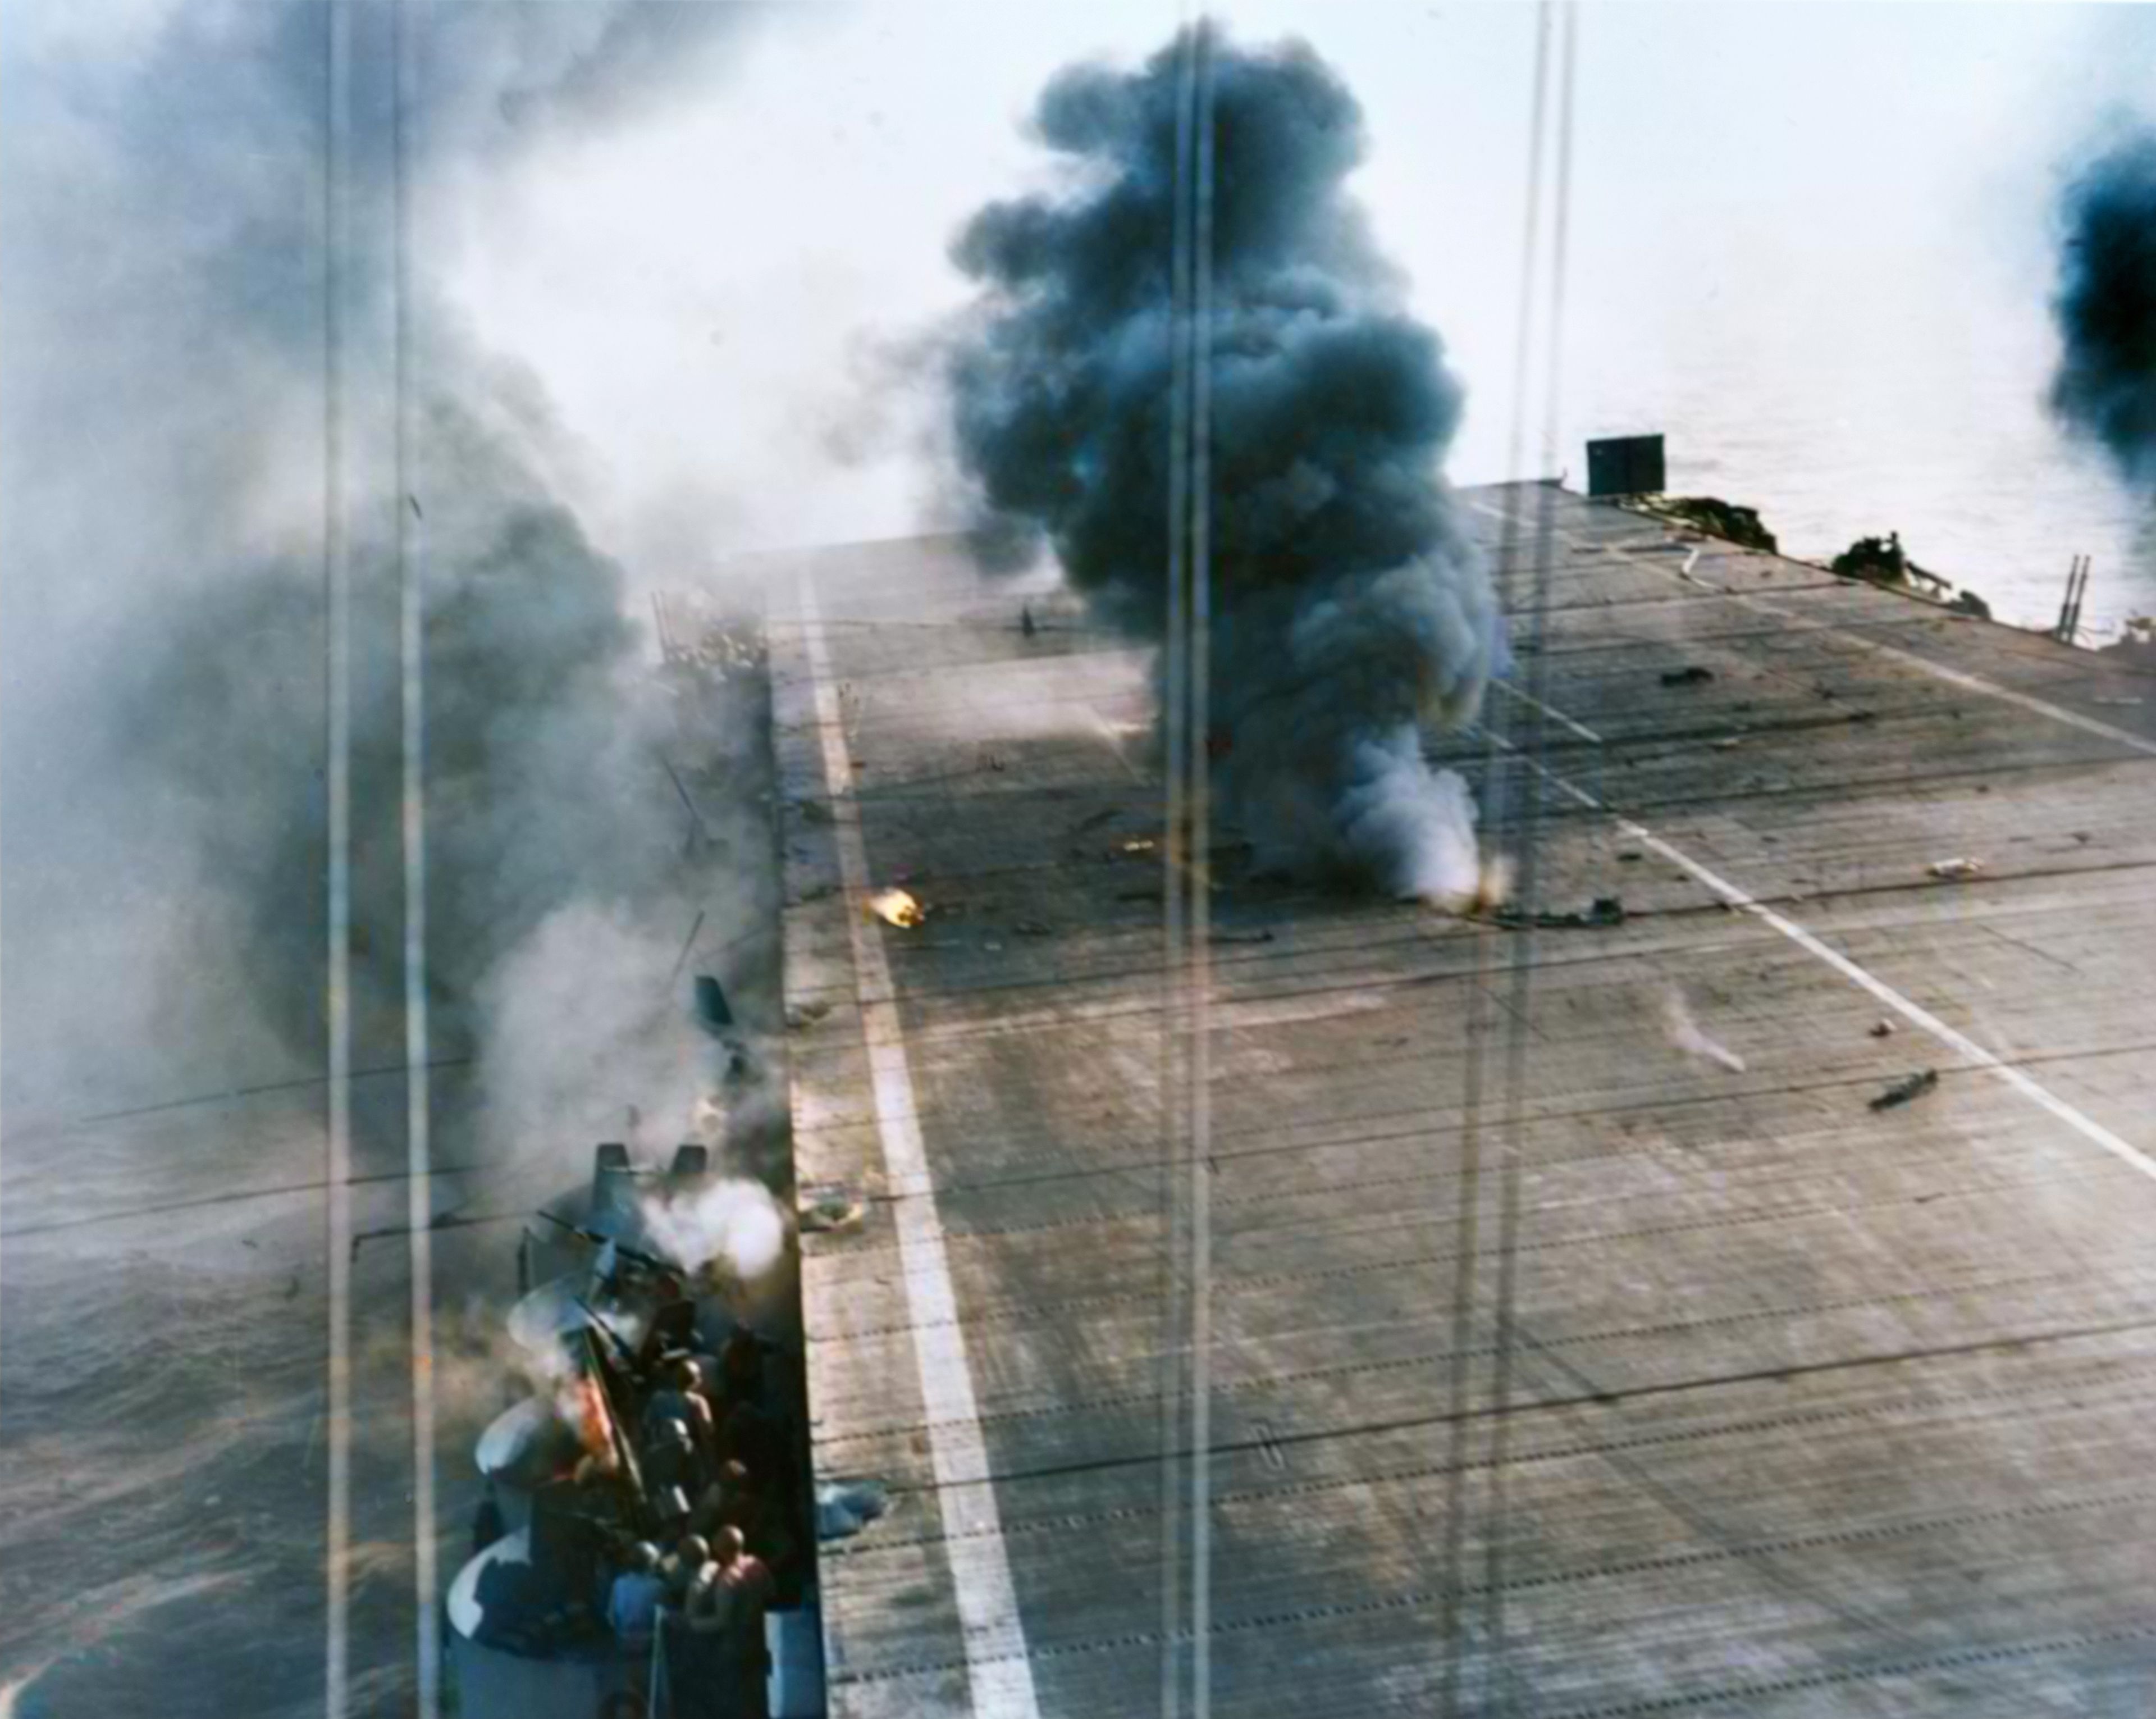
xmin=1870 ymin=1070 xmax=1940 ymax=1112
xmin=1926 ymin=858 xmax=1984 ymax=881
xmin=1486 ymin=895 xmax=1626 ymax=931
xmin=1661 ymin=665 xmax=1716 ymax=687
xmin=798 ymin=1183 xmax=865 ymax=1235
xmin=816 ymin=1479 xmax=890 ymax=1542
xmin=1869 ymin=1019 xmax=1895 ymax=1038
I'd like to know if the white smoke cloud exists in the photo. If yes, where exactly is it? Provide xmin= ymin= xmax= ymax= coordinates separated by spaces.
xmin=1337 ymin=730 xmax=1484 ymax=905
xmin=638 ymin=1178 xmax=788 ymax=1285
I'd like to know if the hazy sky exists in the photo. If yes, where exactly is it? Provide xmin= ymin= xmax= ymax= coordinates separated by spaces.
xmin=417 ymin=2 xmax=2156 ymax=621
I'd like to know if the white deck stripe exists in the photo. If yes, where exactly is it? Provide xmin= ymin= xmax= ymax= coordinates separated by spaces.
xmin=1469 ymin=494 xmax=2156 ymax=762
xmin=1493 ymin=677 xmax=1602 ymax=745
xmin=1464 ymin=492 xmax=2156 ymax=1178
xmin=1513 ymin=749 xmax=2156 ymax=1187
xmin=797 ymin=578 xmax=1044 ymax=1719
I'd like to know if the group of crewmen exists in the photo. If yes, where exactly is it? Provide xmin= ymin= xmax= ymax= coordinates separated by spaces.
xmin=591 ymin=1333 xmax=806 ymax=1718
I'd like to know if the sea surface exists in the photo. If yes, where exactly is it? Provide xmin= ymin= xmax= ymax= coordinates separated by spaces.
xmin=1469 ymin=244 xmax=2156 ymax=644
xmin=0 ymin=644 xmax=788 ymax=1717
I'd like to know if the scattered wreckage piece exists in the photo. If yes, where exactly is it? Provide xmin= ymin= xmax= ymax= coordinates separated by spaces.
xmin=1481 ymin=895 xmax=1628 ymax=932
xmin=1870 ymin=1069 xmax=1940 ymax=1112
xmin=797 ymin=1183 xmax=865 ymax=1235
xmin=815 ymin=1479 xmax=889 ymax=1543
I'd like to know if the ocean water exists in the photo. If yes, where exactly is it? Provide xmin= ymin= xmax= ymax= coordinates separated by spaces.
xmin=1549 ymin=325 xmax=2156 ymax=641
xmin=0 ymin=657 xmax=788 ymax=1716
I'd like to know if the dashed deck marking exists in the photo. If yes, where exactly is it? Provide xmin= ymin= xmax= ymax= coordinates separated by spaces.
xmin=1494 ymin=728 xmax=2156 ymax=1188
xmin=1467 ymin=494 xmax=2156 ymax=762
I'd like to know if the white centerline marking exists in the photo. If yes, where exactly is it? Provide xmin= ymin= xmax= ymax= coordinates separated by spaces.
xmin=1505 ymin=744 xmax=2156 ymax=1187
xmin=1469 ymin=493 xmax=2156 ymax=762
xmin=797 ymin=577 xmax=1044 ymax=1719
xmin=1494 ymin=678 xmax=1603 ymax=745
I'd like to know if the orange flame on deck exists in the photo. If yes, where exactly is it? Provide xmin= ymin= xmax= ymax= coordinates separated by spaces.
xmin=563 ymin=1375 xmax=618 ymax=1470
xmin=1468 ymin=855 xmax=1515 ymax=915
xmin=1428 ymin=854 xmax=1515 ymax=916
xmin=867 ymin=888 xmax=925 ymax=928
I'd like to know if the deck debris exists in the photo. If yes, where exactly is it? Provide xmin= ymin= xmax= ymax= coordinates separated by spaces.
xmin=1629 ymin=495 xmax=1780 ymax=553
xmin=1485 ymin=895 xmax=1627 ymax=931
xmin=797 ymin=1183 xmax=865 ymax=1234
xmin=1926 ymin=857 xmax=1985 ymax=881
xmin=1661 ymin=665 xmax=1716 ymax=687
xmin=815 ymin=1479 xmax=890 ymax=1542
xmin=1833 ymin=531 xmax=1936 ymax=588
xmin=1870 ymin=1069 xmax=1940 ymax=1112
xmin=1869 ymin=1019 xmax=1896 ymax=1038
xmin=1664 ymin=991 xmax=1746 ymax=1073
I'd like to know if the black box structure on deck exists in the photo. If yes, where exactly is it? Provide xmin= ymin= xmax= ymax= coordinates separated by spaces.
xmin=1586 ymin=432 xmax=1666 ymax=496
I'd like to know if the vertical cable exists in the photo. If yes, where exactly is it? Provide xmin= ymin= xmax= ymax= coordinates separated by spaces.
xmin=394 ymin=3 xmax=441 ymax=1711
xmin=1481 ymin=9 xmax=1579 ymax=1713
xmin=322 ymin=4 xmax=355 ymax=1713
xmin=1155 ymin=18 xmax=1200 ymax=1719
xmin=1438 ymin=9 xmax=1551 ymax=1713
xmin=1185 ymin=21 xmax=1217 ymax=1719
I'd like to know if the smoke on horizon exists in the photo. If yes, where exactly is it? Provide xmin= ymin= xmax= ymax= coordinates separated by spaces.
xmin=941 ymin=28 xmax=1502 ymax=901
xmin=2052 ymin=126 xmax=2156 ymax=491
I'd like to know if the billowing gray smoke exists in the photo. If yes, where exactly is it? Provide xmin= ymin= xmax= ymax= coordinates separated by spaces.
xmin=2051 ymin=127 xmax=2156 ymax=489
xmin=944 ymin=29 xmax=1501 ymax=900
xmin=1 ymin=2 xmax=761 ymax=1132
xmin=119 ymin=354 xmax=673 ymax=1068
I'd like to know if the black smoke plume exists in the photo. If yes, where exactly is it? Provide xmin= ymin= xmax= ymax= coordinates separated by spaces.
xmin=2052 ymin=127 xmax=2156 ymax=489
xmin=944 ymin=29 xmax=1501 ymax=900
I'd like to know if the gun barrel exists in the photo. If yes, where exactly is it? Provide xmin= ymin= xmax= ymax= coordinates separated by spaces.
xmin=538 ymin=1208 xmax=679 ymax=1277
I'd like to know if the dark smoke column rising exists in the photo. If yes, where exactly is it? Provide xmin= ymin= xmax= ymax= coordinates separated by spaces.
xmin=944 ymin=29 xmax=1502 ymax=901
xmin=2052 ymin=127 xmax=2156 ymax=490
